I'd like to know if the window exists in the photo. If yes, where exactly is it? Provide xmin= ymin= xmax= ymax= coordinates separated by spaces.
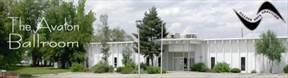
xmin=146 ymin=58 xmax=150 ymax=65
xmin=114 ymin=57 xmax=117 ymax=67
xmin=211 ymin=57 xmax=215 ymax=69
xmin=171 ymin=35 xmax=174 ymax=38
xmin=158 ymin=57 xmax=161 ymax=67
xmin=184 ymin=58 xmax=187 ymax=70
xmin=241 ymin=57 xmax=245 ymax=71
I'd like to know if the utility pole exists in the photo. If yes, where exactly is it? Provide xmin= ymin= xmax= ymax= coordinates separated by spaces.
xmin=160 ymin=23 xmax=163 ymax=75
xmin=136 ymin=20 xmax=141 ymax=77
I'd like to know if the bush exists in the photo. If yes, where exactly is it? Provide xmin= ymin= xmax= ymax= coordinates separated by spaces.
xmin=120 ymin=66 xmax=135 ymax=74
xmin=70 ymin=63 xmax=85 ymax=72
xmin=191 ymin=63 xmax=208 ymax=72
xmin=230 ymin=68 xmax=241 ymax=73
xmin=140 ymin=63 xmax=148 ymax=70
xmin=207 ymin=69 xmax=213 ymax=72
xmin=284 ymin=65 xmax=288 ymax=73
xmin=140 ymin=68 xmax=147 ymax=74
xmin=251 ymin=70 xmax=256 ymax=73
xmin=116 ymin=67 xmax=123 ymax=72
xmin=146 ymin=66 xmax=160 ymax=74
xmin=91 ymin=61 xmax=114 ymax=73
xmin=119 ymin=63 xmax=136 ymax=74
xmin=126 ymin=63 xmax=136 ymax=69
xmin=145 ymin=66 xmax=166 ymax=74
xmin=212 ymin=63 xmax=230 ymax=73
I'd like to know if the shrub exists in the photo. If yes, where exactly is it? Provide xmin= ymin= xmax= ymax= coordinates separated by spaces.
xmin=140 ymin=63 xmax=148 ymax=70
xmin=91 ymin=61 xmax=114 ymax=73
xmin=190 ymin=63 xmax=208 ymax=72
xmin=212 ymin=63 xmax=230 ymax=73
xmin=70 ymin=63 xmax=85 ymax=72
xmin=126 ymin=62 xmax=136 ymax=69
xmin=146 ymin=66 xmax=160 ymax=74
xmin=284 ymin=65 xmax=288 ymax=73
xmin=230 ymin=68 xmax=241 ymax=73
xmin=140 ymin=68 xmax=147 ymax=74
xmin=116 ymin=67 xmax=123 ymax=72
xmin=207 ymin=69 xmax=213 ymax=72
xmin=120 ymin=66 xmax=135 ymax=74
xmin=120 ymin=63 xmax=136 ymax=74
xmin=145 ymin=66 xmax=166 ymax=74
xmin=120 ymin=47 xmax=137 ymax=74
xmin=251 ymin=70 xmax=256 ymax=73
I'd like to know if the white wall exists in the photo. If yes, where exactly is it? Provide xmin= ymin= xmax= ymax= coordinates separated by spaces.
xmin=86 ymin=42 xmax=144 ymax=68
xmin=85 ymin=37 xmax=288 ymax=73
xmin=205 ymin=38 xmax=288 ymax=73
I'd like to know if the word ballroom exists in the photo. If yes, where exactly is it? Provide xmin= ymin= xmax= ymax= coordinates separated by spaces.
xmin=8 ymin=17 xmax=79 ymax=49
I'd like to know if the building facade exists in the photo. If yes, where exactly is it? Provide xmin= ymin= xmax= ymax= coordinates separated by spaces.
xmin=86 ymin=34 xmax=288 ymax=73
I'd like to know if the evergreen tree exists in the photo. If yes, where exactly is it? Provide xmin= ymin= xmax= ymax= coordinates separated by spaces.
xmin=134 ymin=7 xmax=168 ymax=65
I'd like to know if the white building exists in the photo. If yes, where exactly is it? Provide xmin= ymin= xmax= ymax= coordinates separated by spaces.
xmin=86 ymin=34 xmax=288 ymax=73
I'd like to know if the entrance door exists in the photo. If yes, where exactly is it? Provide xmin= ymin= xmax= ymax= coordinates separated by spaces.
xmin=171 ymin=52 xmax=194 ymax=71
xmin=175 ymin=57 xmax=184 ymax=71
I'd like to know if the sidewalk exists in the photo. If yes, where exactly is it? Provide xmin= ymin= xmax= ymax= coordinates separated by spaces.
xmin=31 ymin=72 xmax=288 ymax=78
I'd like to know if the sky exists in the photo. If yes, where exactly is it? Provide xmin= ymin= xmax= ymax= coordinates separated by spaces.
xmin=84 ymin=0 xmax=288 ymax=39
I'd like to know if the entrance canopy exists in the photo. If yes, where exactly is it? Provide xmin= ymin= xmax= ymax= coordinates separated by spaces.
xmin=160 ymin=38 xmax=205 ymax=71
xmin=160 ymin=38 xmax=204 ymax=52
xmin=161 ymin=38 xmax=203 ymax=45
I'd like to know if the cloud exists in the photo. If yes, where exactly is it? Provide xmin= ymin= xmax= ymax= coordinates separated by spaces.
xmin=85 ymin=0 xmax=288 ymax=38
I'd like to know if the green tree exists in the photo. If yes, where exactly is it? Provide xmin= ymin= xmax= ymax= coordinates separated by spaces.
xmin=110 ymin=27 xmax=133 ymax=41
xmin=42 ymin=0 xmax=95 ymax=68
xmin=99 ymin=14 xmax=110 ymax=63
xmin=9 ymin=0 xmax=49 ymax=67
xmin=0 ymin=0 xmax=95 ymax=68
xmin=122 ymin=47 xmax=134 ymax=66
xmin=133 ymin=7 xmax=168 ymax=65
xmin=0 ymin=0 xmax=10 ymax=68
xmin=95 ymin=14 xmax=132 ymax=63
xmin=256 ymin=30 xmax=286 ymax=73
xmin=0 ymin=0 xmax=23 ymax=69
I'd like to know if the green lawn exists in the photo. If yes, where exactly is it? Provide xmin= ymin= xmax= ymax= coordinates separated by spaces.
xmin=12 ymin=67 xmax=69 ymax=75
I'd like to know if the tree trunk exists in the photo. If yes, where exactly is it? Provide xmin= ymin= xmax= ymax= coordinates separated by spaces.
xmin=151 ymin=57 xmax=154 ymax=66
xmin=270 ymin=60 xmax=273 ymax=73
xmin=43 ymin=60 xmax=47 ymax=66
xmin=61 ymin=58 xmax=66 ymax=68
xmin=146 ymin=57 xmax=148 ymax=65
xmin=31 ymin=50 xmax=37 ymax=67
xmin=32 ymin=54 xmax=37 ymax=66
xmin=61 ymin=47 xmax=69 ymax=69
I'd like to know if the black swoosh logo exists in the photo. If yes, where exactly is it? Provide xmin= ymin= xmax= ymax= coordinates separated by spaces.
xmin=234 ymin=1 xmax=285 ymax=31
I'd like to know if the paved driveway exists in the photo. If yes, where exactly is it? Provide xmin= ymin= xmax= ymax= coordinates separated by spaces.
xmin=31 ymin=71 xmax=288 ymax=78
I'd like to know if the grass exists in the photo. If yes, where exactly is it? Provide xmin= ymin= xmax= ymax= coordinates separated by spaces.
xmin=11 ymin=67 xmax=69 ymax=75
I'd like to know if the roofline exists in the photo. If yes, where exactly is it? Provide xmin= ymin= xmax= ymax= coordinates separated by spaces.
xmin=88 ymin=36 xmax=288 ymax=44
xmin=89 ymin=41 xmax=135 ymax=44
xmin=204 ymin=36 xmax=288 ymax=40
xmin=160 ymin=38 xmax=204 ymax=41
